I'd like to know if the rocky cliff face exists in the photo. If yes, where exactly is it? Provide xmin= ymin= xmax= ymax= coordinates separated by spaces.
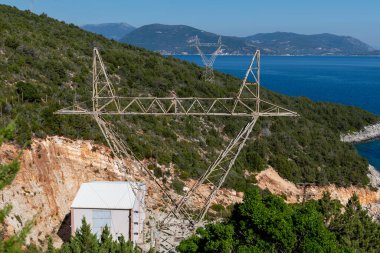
xmin=0 ymin=136 xmax=242 ymax=248
xmin=368 ymin=165 xmax=380 ymax=188
xmin=0 ymin=136 xmax=123 ymax=247
xmin=0 ymin=136 xmax=379 ymax=248
xmin=255 ymin=167 xmax=380 ymax=213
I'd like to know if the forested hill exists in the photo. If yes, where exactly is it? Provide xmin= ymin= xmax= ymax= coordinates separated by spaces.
xmin=246 ymin=32 xmax=374 ymax=55
xmin=120 ymin=23 xmax=374 ymax=55
xmin=81 ymin=23 xmax=136 ymax=41
xmin=0 ymin=5 xmax=379 ymax=190
xmin=120 ymin=24 xmax=253 ymax=55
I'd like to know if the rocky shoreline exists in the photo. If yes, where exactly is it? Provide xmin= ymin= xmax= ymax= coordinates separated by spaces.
xmin=366 ymin=165 xmax=380 ymax=221
xmin=368 ymin=165 xmax=380 ymax=189
xmin=341 ymin=122 xmax=380 ymax=143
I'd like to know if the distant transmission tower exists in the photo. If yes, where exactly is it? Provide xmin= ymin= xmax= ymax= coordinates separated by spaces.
xmin=190 ymin=35 xmax=222 ymax=83
xmin=29 ymin=0 xmax=35 ymax=12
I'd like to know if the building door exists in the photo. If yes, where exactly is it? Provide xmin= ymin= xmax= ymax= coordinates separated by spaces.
xmin=92 ymin=209 xmax=112 ymax=238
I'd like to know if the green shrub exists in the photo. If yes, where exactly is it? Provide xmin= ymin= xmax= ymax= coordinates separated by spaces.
xmin=211 ymin=204 xmax=225 ymax=212
xmin=153 ymin=166 xmax=163 ymax=178
xmin=16 ymin=82 xmax=40 ymax=102
xmin=271 ymin=155 xmax=302 ymax=183
xmin=5 ymin=36 xmax=19 ymax=49
xmin=245 ymin=149 xmax=266 ymax=172
xmin=0 ymin=159 xmax=20 ymax=190
xmin=171 ymin=178 xmax=185 ymax=195
xmin=0 ymin=120 xmax=16 ymax=145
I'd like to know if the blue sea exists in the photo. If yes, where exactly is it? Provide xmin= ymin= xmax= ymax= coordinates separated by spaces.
xmin=174 ymin=55 xmax=380 ymax=171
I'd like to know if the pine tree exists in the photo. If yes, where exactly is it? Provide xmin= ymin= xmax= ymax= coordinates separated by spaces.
xmin=60 ymin=243 xmax=71 ymax=253
xmin=99 ymin=225 xmax=115 ymax=253
xmin=329 ymin=194 xmax=380 ymax=253
xmin=116 ymin=235 xmax=131 ymax=253
xmin=46 ymin=237 xmax=55 ymax=253
xmin=71 ymin=218 xmax=99 ymax=253
xmin=316 ymin=192 xmax=342 ymax=225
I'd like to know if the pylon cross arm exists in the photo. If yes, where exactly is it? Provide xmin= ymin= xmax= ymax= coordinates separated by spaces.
xmin=56 ymin=96 xmax=298 ymax=117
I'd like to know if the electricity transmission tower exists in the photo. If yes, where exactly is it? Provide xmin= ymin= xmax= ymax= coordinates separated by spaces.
xmin=56 ymin=48 xmax=298 ymax=251
xmin=190 ymin=35 xmax=222 ymax=83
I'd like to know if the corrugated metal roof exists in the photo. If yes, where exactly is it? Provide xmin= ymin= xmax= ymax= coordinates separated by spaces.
xmin=71 ymin=181 xmax=144 ymax=209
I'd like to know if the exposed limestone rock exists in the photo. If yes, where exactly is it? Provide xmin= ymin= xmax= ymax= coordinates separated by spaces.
xmin=341 ymin=122 xmax=380 ymax=143
xmin=255 ymin=167 xmax=301 ymax=202
xmin=182 ymin=179 xmax=243 ymax=208
xmin=256 ymin=167 xmax=380 ymax=206
xmin=368 ymin=165 xmax=380 ymax=188
xmin=365 ymin=166 xmax=380 ymax=222
xmin=0 ymin=136 xmax=243 ymax=248
xmin=366 ymin=203 xmax=380 ymax=222
xmin=0 ymin=136 xmax=123 ymax=248
xmin=0 ymin=136 xmax=379 ymax=249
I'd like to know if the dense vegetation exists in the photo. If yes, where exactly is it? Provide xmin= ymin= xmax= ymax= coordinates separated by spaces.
xmin=177 ymin=188 xmax=380 ymax=253
xmin=0 ymin=5 xmax=379 ymax=190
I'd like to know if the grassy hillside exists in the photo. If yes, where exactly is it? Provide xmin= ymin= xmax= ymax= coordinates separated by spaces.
xmin=0 ymin=5 xmax=379 ymax=190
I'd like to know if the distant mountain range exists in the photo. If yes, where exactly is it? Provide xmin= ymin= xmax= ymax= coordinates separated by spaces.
xmin=82 ymin=23 xmax=376 ymax=56
xmin=120 ymin=24 xmax=254 ymax=55
xmin=81 ymin=23 xmax=135 ymax=41
xmin=246 ymin=32 xmax=374 ymax=56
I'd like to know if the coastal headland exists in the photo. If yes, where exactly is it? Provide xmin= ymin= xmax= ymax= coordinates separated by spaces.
xmin=341 ymin=123 xmax=380 ymax=143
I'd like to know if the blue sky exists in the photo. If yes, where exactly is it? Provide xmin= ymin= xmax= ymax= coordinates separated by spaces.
xmin=1 ymin=0 xmax=380 ymax=48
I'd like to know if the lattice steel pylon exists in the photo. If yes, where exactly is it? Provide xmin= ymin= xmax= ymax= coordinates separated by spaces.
xmin=55 ymin=48 xmax=298 ymax=251
xmin=190 ymin=35 xmax=222 ymax=83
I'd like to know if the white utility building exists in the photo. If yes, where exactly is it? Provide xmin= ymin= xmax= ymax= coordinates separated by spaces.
xmin=71 ymin=181 xmax=146 ymax=244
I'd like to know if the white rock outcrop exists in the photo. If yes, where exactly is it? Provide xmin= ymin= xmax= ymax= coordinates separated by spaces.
xmin=341 ymin=123 xmax=380 ymax=143
xmin=368 ymin=165 xmax=380 ymax=188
